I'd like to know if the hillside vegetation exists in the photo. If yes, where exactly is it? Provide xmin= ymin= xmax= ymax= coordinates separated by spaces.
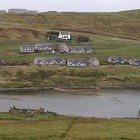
xmin=0 ymin=65 xmax=140 ymax=88
xmin=0 ymin=10 xmax=140 ymax=88
xmin=0 ymin=10 xmax=140 ymax=41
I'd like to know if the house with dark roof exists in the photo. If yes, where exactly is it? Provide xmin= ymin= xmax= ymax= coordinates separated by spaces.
xmin=34 ymin=57 xmax=66 ymax=65
xmin=34 ymin=57 xmax=54 ymax=65
xmin=129 ymin=58 xmax=140 ymax=66
xmin=67 ymin=59 xmax=87 ymax=67
xmin=0 ymin=59 xmax=29 ymax=66
xmin=35 ymin=43 xmax=54 ymax=53
xmin=20 ymin=45 xmax=35 ymax=53
xmin=108 ymin=57 xmax=127 ymax=64
xmin=69 ymin=47 xmax=92 ymax=53
xmin=53 ymin=57 xmax=66 ymax=65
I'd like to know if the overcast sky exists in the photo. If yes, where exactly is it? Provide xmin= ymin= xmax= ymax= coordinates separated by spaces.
xmin=0 ymin=0 xmax=140 ymax=12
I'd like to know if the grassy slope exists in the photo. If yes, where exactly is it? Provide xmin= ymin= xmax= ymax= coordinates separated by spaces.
xmin=0 ymin=113 xmax=140 ymax=140
xmin=0 ymin=10 xmax=140 ymax=88
xmin=0 ymin=9 xmax=140 ymax=41
xmin=0 ymin=65 xmax=140 ymax=88
xmin=0 ymin=35 xmax=140 ymax=88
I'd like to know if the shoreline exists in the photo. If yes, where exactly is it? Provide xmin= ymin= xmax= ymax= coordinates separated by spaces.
xmin=0 ymin=86 xmax=140 ymax=93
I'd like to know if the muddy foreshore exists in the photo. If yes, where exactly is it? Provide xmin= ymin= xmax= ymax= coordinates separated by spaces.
xmin=0 ymin=86 xmax=140 ymax=94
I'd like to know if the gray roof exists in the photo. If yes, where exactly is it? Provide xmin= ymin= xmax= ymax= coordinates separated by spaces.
xmin=35 ymin=44 xmax=54 ymax=50
xmin=35 ymin=57 xmax=65 ymax=63
xmin=59 ymin=32 xmax=70 ymax=35
xmin=68 ymin=59 xmax=86 ymax=64
xmin=110 ymin=57 xmax=126 ymax=62
xmin=35 ymin=57 xmax=53 ymax=63
xmin=54 ymin=57 xmax=65 ymax=62
xmin=89 ymin=58 xmax=98 ymax=62
xmin=69 ymin=47 xmax=92 ymax=52
xmin=131 ymin=58 xmax=140 ymax=63
xmin=21 ymin=45 xmax=34 ymax=48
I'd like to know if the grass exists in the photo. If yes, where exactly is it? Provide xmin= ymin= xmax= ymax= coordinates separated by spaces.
xmin=1 ymin=10 xmax=140 ymax=41
xmin=0 ymin=10 xmax=140 ymax=88
xmin=0 ymin=64 xmax=140 ymax=88
xmin=0 ymin=34 xmax=140 ymax=63
xmin=0 ymin=113 xmax=140 ymax=139
xmin=0 ymin=36 xmax=140 ymax=88
xmin=64 ymin=119 xmax=140 ymax=140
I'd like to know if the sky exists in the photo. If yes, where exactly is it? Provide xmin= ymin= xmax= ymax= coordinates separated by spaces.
xmin=0 ymin=0 xmax=140 ymax=12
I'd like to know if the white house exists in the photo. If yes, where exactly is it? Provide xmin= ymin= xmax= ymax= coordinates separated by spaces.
xmin=20 ymin=45 xmax=35 ymax=53
xmin=58 ymin=31 xmax=71 ymax=40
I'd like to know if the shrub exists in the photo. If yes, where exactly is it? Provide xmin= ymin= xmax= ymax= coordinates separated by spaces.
xmin=77 ymin=35 xmax=90 ymax=42
xmin=45 ymin=31 xmax=59 ymax=40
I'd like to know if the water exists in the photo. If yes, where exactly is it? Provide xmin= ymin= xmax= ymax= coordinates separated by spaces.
xmin=0 ymin=89 xmax=140 ymax=118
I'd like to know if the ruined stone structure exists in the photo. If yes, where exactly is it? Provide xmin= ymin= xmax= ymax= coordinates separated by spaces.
xmin=9 ymin=106 xmax=45 ymax=114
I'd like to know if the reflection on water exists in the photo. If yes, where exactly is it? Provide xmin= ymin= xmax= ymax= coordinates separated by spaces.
xmin=0 ymin=90 xmax=140 ymax=118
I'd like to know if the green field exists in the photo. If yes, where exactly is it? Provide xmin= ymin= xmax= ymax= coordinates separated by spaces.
xmin=0 ymin=113 xmax=140 ymax=140
xmin=0 ymin=64 xmax=140 ymax=88
xmin=0 ymin=34 xmax=140 ymax=63
xmin=0 ymin=35 xmax=140 ymax=88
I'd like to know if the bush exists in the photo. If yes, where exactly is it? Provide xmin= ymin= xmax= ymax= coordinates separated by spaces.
xmin=77 ymin=35 xmax=90 ymax=42
xmin=46 ymin=31 xmax=59 ymax=36
xmin=45 ymin=31 xmax=59 ymax=40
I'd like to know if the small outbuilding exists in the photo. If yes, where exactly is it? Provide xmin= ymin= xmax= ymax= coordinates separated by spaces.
xmin=59 ymin=44 xmax=69 ymax=53
xmin=89 ymin=58 xmax=99 ymax=66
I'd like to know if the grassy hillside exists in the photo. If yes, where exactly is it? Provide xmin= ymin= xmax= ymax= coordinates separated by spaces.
xmin=0 ymin=34 xmax=140 ymax=63
xmin=0 ymin=10 xmax=140 ymax=88
xmin=0 ymin=113 xmax=140 ymax=140
xmin=0 ymin=65 xmax=140 ymax=88
xmin=0 ymin=9 xmax=140 ymax=41
xmin=0 ymin=35 xmax=140 ymax=88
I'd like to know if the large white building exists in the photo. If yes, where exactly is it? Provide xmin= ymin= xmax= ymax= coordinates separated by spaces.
xmin=58 ymin=31 xmax=71 ymax=40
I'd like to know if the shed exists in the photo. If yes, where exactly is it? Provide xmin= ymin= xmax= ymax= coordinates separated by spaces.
xmin=89 ymin=58 xmax=99 ymax=66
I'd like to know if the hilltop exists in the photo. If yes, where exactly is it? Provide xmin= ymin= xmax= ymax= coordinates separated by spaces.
xmin=0 ymin=9 xmax=140 ymax=41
